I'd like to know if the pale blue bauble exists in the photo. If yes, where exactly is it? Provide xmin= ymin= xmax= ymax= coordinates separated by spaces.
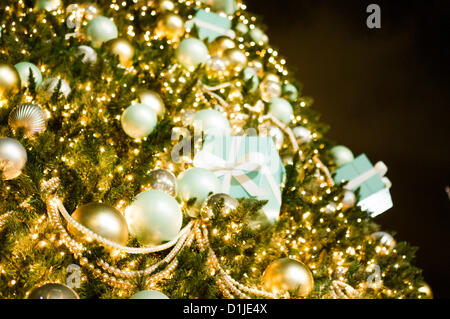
xmin=193 ymin=109 xmax=230 ymax=135
xmin=125 ymin=190 xmax=183 ymax=246
xmin=243 ymin=67 xmax=259 ymax=92
xmin=176 ymin=38 xmax=209 ymax=71
xmin=268 ymin=97 xmax=293 ymax=124
xmin=130 ymin=290 xmax=169 ymax=299
xmin=14 ymin=62 xmax=42 ymax=88
xmin=86 ymin=16 xmax=118 ymax=48
xmin=283 ymin=83 xmax=298 ymax=101
xmin=121 ymin=103 xmax=157 ymax=139
xmin=177 ymin=168 xmax=220 ymax=206
xmin=330 ymin=145 xmax=354 ymax=167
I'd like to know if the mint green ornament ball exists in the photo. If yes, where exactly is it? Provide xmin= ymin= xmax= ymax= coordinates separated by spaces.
xmin=130 ymin=290 xmax=169 ymax=299
xmin=193 ymin=109 xmax=230 ymax=135
xmin=14 ymin=62 xmax=42 ymax=88
xmin=243 ymin=67 xmax=259 ymax=92
xmin=176 ymin=38 xmax=209 ymax=71
xmin=121 ymin=103 xmax=157 ymax=139
xmin=330 ymin=145 xmax=354 ymax=167
xmin=268 ymin=97 xmax=293 ymax=124
xmin=283 ymin=83 xmax=298 ymax=101
xmin=86 ymin=16 xmax=118 ymax=48
xmin=125 ymin=190 xmax=183 ymax=246
xmin=177 ymin=168 xmax=220 ymax=206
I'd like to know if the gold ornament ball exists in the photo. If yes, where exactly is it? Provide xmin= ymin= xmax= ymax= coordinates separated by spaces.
xmin=262 ymin=258 xmax=314 ymax=297
xmin=138 ymin=90 xmax=165 ymax=117
xmin=264 ymin=72 xmax=281 ymax=84
xmin=28 ymin=283 xmax=79 ymax=299
xmin=201 ymin=193 xmax=239 ymax=220
xmin=0 ymin=64 xmax=21 ymax=98
xmin=155 ymin=13 xmax=185 ymax=42
xmin=224 ymin=48 xmax=247 ymax=72
xmin=159 ymin=0 xmax=175 ymax=11
xmin=418 ymin=282 xmax=433 ymax=298
xmin=107 ymin=38 xmax=134 ymax=68
xmin=208 ymin=36 xmax=236 ymax=57
xmin=68 ymin=203 xmax=129 ymax=245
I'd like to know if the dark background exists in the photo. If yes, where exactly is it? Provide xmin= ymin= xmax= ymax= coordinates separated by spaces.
xmin=245 ymin=0 xmax=450 ymax=298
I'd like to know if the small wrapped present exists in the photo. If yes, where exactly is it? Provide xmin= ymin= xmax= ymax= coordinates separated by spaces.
xmin=200 ymin=0 xmax=238 ymax=15
xmin=333 ymin=154 xmax=393 ymax=217
xmin=185 ymin=9 xmax=235 ymax=42
xmin=193 ymin=135 xmax=285 ymax=222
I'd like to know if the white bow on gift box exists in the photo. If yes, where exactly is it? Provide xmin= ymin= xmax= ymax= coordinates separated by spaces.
xmin=193 ymin=137 xmax=283 ymax=222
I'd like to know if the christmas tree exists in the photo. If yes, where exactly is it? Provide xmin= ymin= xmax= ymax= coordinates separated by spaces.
xmin=0 ymin=0 xmax=431 ymax=299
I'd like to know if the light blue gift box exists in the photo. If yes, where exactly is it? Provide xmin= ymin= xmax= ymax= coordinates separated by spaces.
xmin=333 ymin=154 xmax=393 ymax=217
xmin=200 ymin=0 xmax=238 ymax=15
xmin=193 ymin=135 xmax=285 ymax=222
xmin=185 ymin=9 xmax=235 ymax=42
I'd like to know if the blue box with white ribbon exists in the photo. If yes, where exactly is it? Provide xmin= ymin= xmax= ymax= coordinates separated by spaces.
xmin=333 ymin=154 xmax=393 ymax=217
xmin=185 ymin=9 xmax=235 ymax=42
xmin=194 ymin=135 xmax=285 ymax=222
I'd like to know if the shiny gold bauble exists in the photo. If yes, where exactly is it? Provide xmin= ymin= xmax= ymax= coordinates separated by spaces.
xmin=138 ymin=90 xmax=165 ymax=117
xmin=155 ymin=13 xmax=185 ymax=42
xmin=107 ymin=38 xmax=134 ymax=68
xmin=68 ymin=203 xmax=129 ymax=245
xmin=0 ymin=64 xmax=21 ymax=97
xmin=224 ymin=48 xmax=247 ymax=72
xmin=262 ymin=258 xmax=314 ymax=297
xmin=208 ymin=36 xmax=236 ymax=57
xmin=159 ymin=0 xmax=175 ymax=11
xmin=418 ymin=282 xmax=433 ymax=298
xmin=28 ymin=283 xmax=79 ymax=299
xmin=264 ymin=72 xmax=281 ymax=83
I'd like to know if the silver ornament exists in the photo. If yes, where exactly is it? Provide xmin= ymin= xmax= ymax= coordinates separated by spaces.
xmin=293 ymin=126 xmax=312 ymax=144
xmin=370 ymin=231 xmax=396 ymax=251
xmin=342 ymin=190 xmax=356 ymax=210
xmin=76 ymin=45 xmax=97 ymax=64
xmin=8 ymin=103 xmax=46 ymax=137
xmin=0 ymin=137 xmax=27 ymax=180
xmin=260 ymin=78 xmax=282 ymax=103
xmin=42 ymin=78 xmax=71 ymax=98
xmin=28 ymin=283 xmax=79 ymax=299
xmin=202 ymin=193 xmax=239 ymax=219
xmin=146 ymin=169 xmax=177 ymax=197
xmin=268 ymin=125 xmax=284 ymax=150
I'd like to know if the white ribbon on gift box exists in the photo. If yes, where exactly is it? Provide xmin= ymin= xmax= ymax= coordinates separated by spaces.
xmin=186 ymin=18 xmax=236 ymax=39
xmin=193 ymin=138 xmax=281 ymax=204
xmin=343 ymin=161 xmax=391 ymax=191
